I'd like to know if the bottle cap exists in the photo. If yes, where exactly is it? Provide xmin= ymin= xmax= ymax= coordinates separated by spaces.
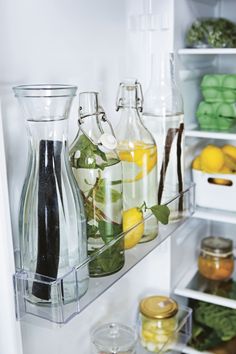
xmin=98 ymin=133 xmax=117 ymax=152
xmin=140 ymin=296 xmax=178 ymax=319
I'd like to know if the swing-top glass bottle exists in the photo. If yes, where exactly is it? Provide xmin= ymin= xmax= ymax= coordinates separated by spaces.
xmin=115 ymin=80 xmax=158 ymax=242
xmin=70 ymin=92 xmax=124 ymax=277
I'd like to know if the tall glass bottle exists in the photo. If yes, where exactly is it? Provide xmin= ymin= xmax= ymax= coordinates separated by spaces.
xmin=70 ymin=92 xmax=124 ymax=277
xmin=115 ymin=80 xmax=158 ymax=243
xmin=143 ymin=53 xmax=184 ymax=220
xmin=13 ymin=84 xmax=89 ymax=304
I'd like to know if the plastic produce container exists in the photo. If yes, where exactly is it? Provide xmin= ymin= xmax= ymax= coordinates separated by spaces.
xmin=192 ymin=169 xmax=236 ymax=211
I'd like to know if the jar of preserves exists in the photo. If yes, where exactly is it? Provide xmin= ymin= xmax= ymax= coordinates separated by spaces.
xmin=198 ymin=236 xmax=234 ymax=281
xmin=138 ymin=295 xmax=178 ymax=352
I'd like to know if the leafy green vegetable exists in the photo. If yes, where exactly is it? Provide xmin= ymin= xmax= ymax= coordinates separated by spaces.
xmin=189 ymin=299 xmax=236 ymax=351
xmin=195 ymin=301 xmax=236 ymax=341
xmin=186 ymin=18 xmax=236 ymax=48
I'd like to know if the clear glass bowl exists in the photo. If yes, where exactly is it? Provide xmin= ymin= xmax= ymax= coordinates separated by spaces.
xmin=91 ymin=322 xmax=137 ymax=354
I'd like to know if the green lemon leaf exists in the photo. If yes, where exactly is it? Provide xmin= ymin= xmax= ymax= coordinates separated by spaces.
xmin=150 ymin=205 xmax=170 ymax=225
xmin=87 ymin=224 xmax=99 ymax=238
xmin=111 ymin=189 xmax=122 ymax=202
xmin=94 ymin=179 xmax=122 ymax=204
xmin=98 ymin=220 xmax=122 ymax=244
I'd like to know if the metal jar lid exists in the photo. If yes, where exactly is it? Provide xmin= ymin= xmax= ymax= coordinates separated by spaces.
xmin=201 ymin=236 xmax=233 ymax=256
xmin=139 ymin=296 xmax=178 ymax=319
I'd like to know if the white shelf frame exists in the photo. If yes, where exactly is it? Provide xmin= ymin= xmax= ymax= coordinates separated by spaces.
xmin=174 ymin=264 xmax=236 ymax=309
xmin=185 ymin=127 xmax=236 ymax=140
xmin=193 ymin=206 xmax=236 ymax=224
xmin=179 ymin=48 xmax=236 ymax=55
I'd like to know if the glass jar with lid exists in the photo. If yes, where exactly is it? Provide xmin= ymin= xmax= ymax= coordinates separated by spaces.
xmin=138 ymin=295 xmax=178 ymax=352
xmin=198 ymin=236 xmax=234 ymax=281
xmin=91 ymin=322 xmax=137 ymax=354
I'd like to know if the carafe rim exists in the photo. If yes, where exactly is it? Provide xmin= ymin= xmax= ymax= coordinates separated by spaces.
xmin=13 ymin=84 xmax=77 ymax=97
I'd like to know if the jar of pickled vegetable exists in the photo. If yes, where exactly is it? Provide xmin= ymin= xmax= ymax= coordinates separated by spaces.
xmin=198 ymin=236 xmax=234 ymax=281
xmin=138 ymin=295 xmax=178 ymax=353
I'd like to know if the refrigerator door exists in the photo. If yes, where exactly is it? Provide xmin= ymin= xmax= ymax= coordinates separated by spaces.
xmin=0 ymin=107 xmax=23 ymax=354
xmin=0 ymin=1 xmax=177 ymax=353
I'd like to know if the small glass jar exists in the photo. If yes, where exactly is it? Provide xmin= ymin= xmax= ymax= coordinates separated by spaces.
xmin=198 ymin=236 xmax=234 ymax=281
xmin=138 ymin=295 xmax=178 ymax=353
xmin=91 ymin=322 xmax=137 ymax=354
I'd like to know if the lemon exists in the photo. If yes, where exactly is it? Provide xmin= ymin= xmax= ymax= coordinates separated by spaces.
xmin=222 ymin=144 xmax=236 ymax=161
xmin=223 ymin=154 xmax=236 ymax=172
xmin=219 ymin=165 xmax=231 ymax=174
xmin=123 ymin=207 xmax=144 ymax=249
xmin=192 ymin=155 xmax=201 ymax=170
xmin=200 ymin=145 xmax=224 ymax=173
xmin=212 ymin=178 xmax=231 ymax=186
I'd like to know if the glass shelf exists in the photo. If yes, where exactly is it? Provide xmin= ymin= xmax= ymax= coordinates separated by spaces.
xmin=137 ymin=306 xmax=192 ymax=354
xmin=193 ymin=206 xmax=236 ymax=225
xmin=175 ymin=265 xmax=236 ymax=310
xmin=14 ymin=185 xmax=195 ymax=324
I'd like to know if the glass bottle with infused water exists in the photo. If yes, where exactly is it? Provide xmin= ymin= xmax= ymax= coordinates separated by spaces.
xmin=115 ymin=80 xmax=158 ymax=242
xmin=143 ymin=52 xmax=184 ymax=220
xmin=70 ymin=92 xmax=124 ymax=277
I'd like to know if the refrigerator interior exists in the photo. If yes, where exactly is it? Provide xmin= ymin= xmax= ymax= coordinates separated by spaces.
xmin=1 ymin=0 xmax=236 ymax=354
xmin=174 ymin=1 xmax=236 ymax=353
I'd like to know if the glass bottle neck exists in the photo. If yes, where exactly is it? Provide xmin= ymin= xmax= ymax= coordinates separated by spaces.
xmin=120 ymin=89 xmax=138 ymax=110
xmin=151 ymin=52 xmax=174 ymax=88
xmin=117 ymin=82 xmax=143 ymax=125
xmin=120 ymin=106 xmax=143 ymax=128
xmin=143 ymin=52 xmax=183 ymax=116
xmin=79 ymin=92 xmax=111 ymax=143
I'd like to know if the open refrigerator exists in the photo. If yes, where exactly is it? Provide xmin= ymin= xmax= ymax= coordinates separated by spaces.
xmin=1 ymin=0 xmax=236 ymax=354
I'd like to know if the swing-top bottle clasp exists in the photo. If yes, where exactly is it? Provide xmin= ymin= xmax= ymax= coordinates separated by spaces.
xmin=78 ymin=95 xmax=117 ymax=153
xmin=116 ymin=79 xmax=144 ymax=112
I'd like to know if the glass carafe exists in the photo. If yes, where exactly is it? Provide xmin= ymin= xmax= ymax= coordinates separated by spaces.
xmin=13 ymin=84 xmax=89 ymax=304
xmin=115 ymin=80 xmax=158 ymax=243
xmin=70 ymin=92 xmax=124 ymax=277
xmin=143 ymin=52 xmax=184 ymax=220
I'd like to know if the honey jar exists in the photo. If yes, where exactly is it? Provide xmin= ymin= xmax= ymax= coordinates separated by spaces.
xmin=139 ymin=295 xmax=178 ymax=352
xmin=198 ymin=236 xmax=234 ymax=281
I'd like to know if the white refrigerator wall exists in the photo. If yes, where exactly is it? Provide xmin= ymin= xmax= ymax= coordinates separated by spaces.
xmin=0 ymin=1 xmax=176 ymax=354
xmin=0 ymin=0 xmax=174 ymax=249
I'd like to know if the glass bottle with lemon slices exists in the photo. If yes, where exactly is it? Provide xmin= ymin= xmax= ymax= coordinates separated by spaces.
xmin=115 ymin=80 xmax=158 ymax=243
xmin=69 ymin=92 xmax=124 ymax=277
